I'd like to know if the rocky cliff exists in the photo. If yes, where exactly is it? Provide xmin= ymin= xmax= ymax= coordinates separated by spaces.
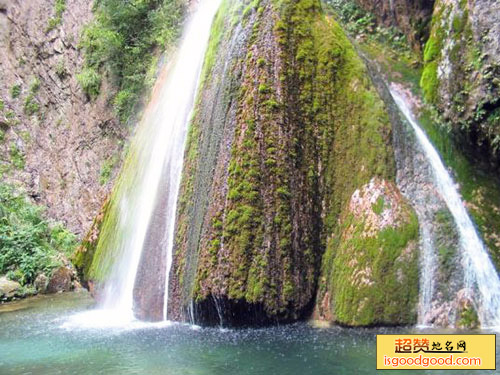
xmin=0 ymin=0 xmax=124 ymax=236
xmin=420 ymin=0 xmax=500 ymax=170
xmin=335 ymin=0 xmax=499 ymax=172
xmin=167 ymin=0 xmax=419 ymax=326
xmin=348 ymin=0 xmax=435 ymax=51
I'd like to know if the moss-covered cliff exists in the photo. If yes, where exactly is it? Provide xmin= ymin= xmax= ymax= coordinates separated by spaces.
xmin=420 ymin=0 xmax=500 ymax=169
xmin=168 ymin=0 xmax=419 ymax=326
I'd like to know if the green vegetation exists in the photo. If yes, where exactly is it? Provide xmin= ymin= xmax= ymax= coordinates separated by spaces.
xmin=418 ymin=109 xmax=500 ymax=270
xmin=78 ymin=0 xmax=185 ymax=122
xmin=10 ymin=84 xmax=21 ymax=99
xmin=0 ymin=184 xmax=77 ymax=286
xmin=419 ymin=12 xmax=444 ymax=104
xmin=9 ymin=143 xmax=25 ymax=169
xmin=46 ymin=0 xmax=67 ymax=32
xmin=200 ymin=0 xmax=232 ymax=81
xmin=23 ymin=78 xmax=41 ymax=116
xmin=170 ymin=0 xmax=406 ymax=324
xmin=458 ymin=305 xmax=479 ymax=329
xmin=328 ymin=209 xmax=419 ymax=326
xmin=420 ymin=61 xmax=439 ymax=103
xmin=323 ymin=0 xmax=421 ymax=93
xmin=372 ymin=196 xmax=385 ymax=215
xmin=99 ymin=156 xmax=118 ymax=185
xmin=55 ymin=59 xmax=67 ymax=78
xmin=325 ymin=0 xmax=412 ymax=54
xmin=76 ymin=67 xmax=101 ymax=99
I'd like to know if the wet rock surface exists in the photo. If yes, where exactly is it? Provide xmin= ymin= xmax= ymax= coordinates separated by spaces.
xmin=363 ymin=59 xmax=474 ymax=327
xmin=423 ymin=0 xmax=500 ymax=169
xmin=169 ymin=0 xmax=412 ymax=327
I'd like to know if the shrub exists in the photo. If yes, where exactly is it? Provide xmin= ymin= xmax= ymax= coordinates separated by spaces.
xmin=0 ymin=184 xmax=77 ymax=285
xmin=78 ymin=0 xmax=185 ymax=122
xmin=77 ymin=67 xmax=101 ymax=98
xmin=46 ymin=0 xmax=67 ymax=32
xmin=9 ymin=143 xmax=25 ymax=169
xmin=24 ymin=95 xmax=40 ymax=116
xmin=10 ymin=84 xmax=21 ymax=99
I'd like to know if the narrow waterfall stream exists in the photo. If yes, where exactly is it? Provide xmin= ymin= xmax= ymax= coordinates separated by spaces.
xmin=65 ymin=0 xmax=221 ymax=328
xmin=390 ymin=84 xmax=500 ymax=328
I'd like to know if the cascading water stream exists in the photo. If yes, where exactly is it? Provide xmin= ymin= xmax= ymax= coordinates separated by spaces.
xmin=63 ymin=0 xmax=221 ymax=328
xmin=390 ymin=84 xmax=500 ymax=328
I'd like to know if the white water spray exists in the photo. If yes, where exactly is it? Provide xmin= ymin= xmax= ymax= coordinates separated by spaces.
xmin=64 ymin=0 xmax=221 ymax=329
xmin=390 ymin=84 xmax=500 ymax=328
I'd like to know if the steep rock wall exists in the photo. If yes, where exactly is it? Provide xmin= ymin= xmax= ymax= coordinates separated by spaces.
xmin=168 ymin=0 xmax=419 ymax=326
xmin=348 ymin=0 xmax=435 ymax=51
xmin=0 ymin=0 xmax=124 ymax=236
xmin=420 ymin=0 xmax=500 ymax=169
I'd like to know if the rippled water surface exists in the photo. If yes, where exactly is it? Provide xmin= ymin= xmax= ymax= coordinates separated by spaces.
xmin=0 ymin=293 xmax=498 ymax=374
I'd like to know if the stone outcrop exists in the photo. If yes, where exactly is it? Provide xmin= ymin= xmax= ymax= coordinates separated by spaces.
xmin=167 ymin=0 xmax=419 ymax=327
xmin=0 ymin=277 xmax=21 ymax=300
xmin=315 ymin=178 xmax=419 ymax=326
xmin=420 ymin=0 xmax=500 ymax=169
xmin=46 ymin=266 xmax=73 ymax=293
xmin=34 ymin=274 xmax=48 ymax=293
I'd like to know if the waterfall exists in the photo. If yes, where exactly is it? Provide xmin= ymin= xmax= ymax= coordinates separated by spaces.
xmin=390 ymin=84 xmax=500 ymax=328
xmin=64 ymin=0 xmax=221 ymax=328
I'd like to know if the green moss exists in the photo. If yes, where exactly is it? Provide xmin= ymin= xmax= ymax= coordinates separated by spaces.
xmin=420 ymin=61 xmax=439 ymax=103
xmin=372 ymin=196 xmax=385 ymax=215
xmin=423 ymin=35 xmax=441 ymax=63
xmin=418 ymin=3 xmax=447 ymax=104
xmin=452 ymin=13 xmax=466 ymax=34
xmin=458 ymin=305 xmax=479 ymax=329
xmin=330 ymin=209 xmax=419 ymax=326
xmin=99 ymin=156 xmax=117 ymax=185
xmin=201 ymin=0 xmax=232 ymax=81
xmin=258 ymin=83 xmax=270 ymax=94
xmin=72 ymin=197 xmax=110 ymax=283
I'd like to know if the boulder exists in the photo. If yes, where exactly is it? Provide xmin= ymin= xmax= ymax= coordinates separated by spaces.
xmin=0 ymin=277 xmax=21 ymax=299
xmin=46 ymin=267 xmax=72 ymax=293
xmin=34 ymin=274 xmax=48 ymax=293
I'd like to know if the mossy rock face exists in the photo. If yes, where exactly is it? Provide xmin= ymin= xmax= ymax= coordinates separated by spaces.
xmin=418 ymin=0 xmax=500 ymax=271
xmin=421 ymin=0 xmax=500 ymax=169
xmin=317 ymin=178 xmax=419 ymax=326
xmin=72 ymin=196 xmax=110 ymax=289
xmin=168 ymin=0 xmax=415 ymax=326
